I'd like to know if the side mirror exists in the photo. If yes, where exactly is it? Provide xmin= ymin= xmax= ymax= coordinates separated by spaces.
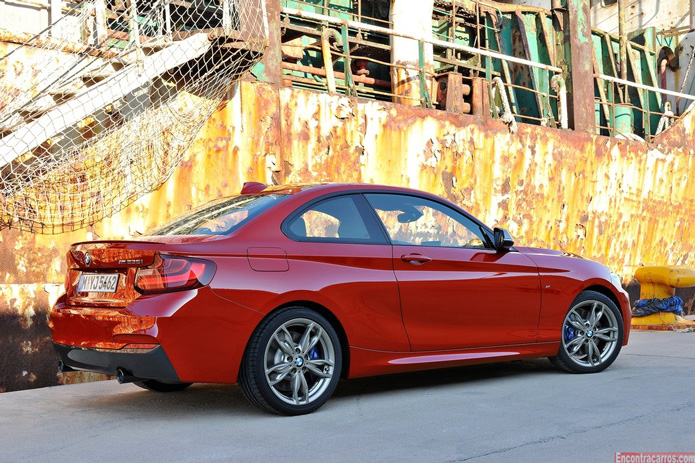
xmin=493 ymin=227 xmax=514 ymax=251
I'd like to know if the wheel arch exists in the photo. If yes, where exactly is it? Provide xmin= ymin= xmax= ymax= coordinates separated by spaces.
xmin=243 ymin=300 xmax=351 ymax=379
xmin=580 ymin=285 xmax=625 ymax=322
xmin=580 ymin=284 xmax=630 ymax=345
xmin=582 ymin=285 xmax=621 ymax=312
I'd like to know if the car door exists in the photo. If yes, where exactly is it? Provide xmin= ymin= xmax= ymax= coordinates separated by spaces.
xmin=363 ymin=193 xmax=541 ymax=351
xmin=282 ymin=194 xmax=411 ymax=352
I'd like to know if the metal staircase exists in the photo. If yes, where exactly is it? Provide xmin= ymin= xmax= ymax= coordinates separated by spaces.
xmin=0 ymin=0 xmax=267 ymax=233
xmin=0 ymin=33 xmax=212 ymax=164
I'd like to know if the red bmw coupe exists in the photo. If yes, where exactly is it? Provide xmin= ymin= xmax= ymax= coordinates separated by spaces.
xmin=50 ymin=182 xmax=631 ymax=415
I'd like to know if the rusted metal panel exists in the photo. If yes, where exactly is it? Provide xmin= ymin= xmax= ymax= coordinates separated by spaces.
xmin=4 ymin=80 xmax=695 ymax=390
xmin=436 ymin=73 xmax=472 ymax=114
xmin=470 ymin=76 xmax=490 ymax=117
xmin=259 ymin=0 xmax=282 ymax=84
xmin=565 ymin=0 xmax=595 ymax=132
xmin=272 ymin=83 xmax=695 ymax=289
xmin=0 ymin=284 xmax=108 ymax=391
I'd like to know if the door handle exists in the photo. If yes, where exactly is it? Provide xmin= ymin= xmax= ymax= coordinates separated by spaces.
xmin=401 ymin=253 xmax=432 ymax=264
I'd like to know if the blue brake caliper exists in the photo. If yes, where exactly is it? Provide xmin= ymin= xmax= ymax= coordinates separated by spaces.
xmin=564 ymin=316 xmax=576 ymax=342
xmin=308 ymin=347 xmax=319 ymax=381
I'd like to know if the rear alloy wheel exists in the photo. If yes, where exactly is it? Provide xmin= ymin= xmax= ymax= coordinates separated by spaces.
xmin=133 ymin=380 xmax=192 ymax=392
xmin=550 ymin=290 xmax=624 ymax=373
xmin=239 ymin=308 xmax=342 ymax=415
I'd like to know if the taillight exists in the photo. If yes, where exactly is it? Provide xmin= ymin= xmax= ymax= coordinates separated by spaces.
xmin=134 ymin=255 xmax=216 ymax=294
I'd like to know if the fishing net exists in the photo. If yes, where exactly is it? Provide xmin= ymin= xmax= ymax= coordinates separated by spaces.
xmin=0 ymin=0 xmax=267 ymax=233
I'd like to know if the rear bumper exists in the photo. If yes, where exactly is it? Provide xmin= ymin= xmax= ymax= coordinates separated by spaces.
xmin=53 ymin=342 xmax=181 ymax=382
xmin=50 ymin=288 xmax=263 ymax=384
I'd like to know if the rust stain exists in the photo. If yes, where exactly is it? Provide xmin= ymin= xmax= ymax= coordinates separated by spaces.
xmin=4 ymin=78 xmax=695 ymax=389
xmin=270 ymin=83 xmax=695 ymax=288
xmin=0 ymin=284 xmax=109 ymax=392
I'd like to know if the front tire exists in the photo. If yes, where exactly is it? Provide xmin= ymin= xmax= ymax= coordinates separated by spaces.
xmin=549 ymin=290 xmax=624 ymax=373
xmin=239 ymin=307 xmax=342 ymax=415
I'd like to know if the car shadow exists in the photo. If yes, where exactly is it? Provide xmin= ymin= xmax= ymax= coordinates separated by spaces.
xmin=72 ymin=359 xmax=560 ymax=418
xmin=333 ymin=358 xmax=559 ymax=399
xmin=70 ymin=380 xmax=269 ymax=420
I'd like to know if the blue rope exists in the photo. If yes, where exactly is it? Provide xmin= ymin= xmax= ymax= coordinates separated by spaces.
xmin=632 ymin=296 xmax=684 ymax=317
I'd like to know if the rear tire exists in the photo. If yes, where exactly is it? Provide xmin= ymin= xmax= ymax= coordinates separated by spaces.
xmin=239 ymin=307 xmax=342 ymax=415
xmin=549 ymin=290 xmax=624 ymax=373
xmin=133 ymin=380 xmax=192 ymax=392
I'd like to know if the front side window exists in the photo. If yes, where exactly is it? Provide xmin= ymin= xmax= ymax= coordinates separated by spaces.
xmin=285 ymin=195 xmax=383 ymax=243
xmin=364 ymin=193 xmax=489 ymax=248
xmin=151 ymin=194 xmax=286 ymax=236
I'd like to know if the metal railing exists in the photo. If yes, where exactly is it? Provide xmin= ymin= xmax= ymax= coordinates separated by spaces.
xmin=280 ymin=6 xmax=564 ymax=128
xmin=595 ymin=73 xmax=695 ymax=140
xmin=282 ymin=0 xmax=392 ymax=28
xmin=280 ymin=5 xmax=695 ymax=139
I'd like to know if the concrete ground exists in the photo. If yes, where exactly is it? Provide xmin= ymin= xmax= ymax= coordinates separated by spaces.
xmin=1 ymin=330 xmax=693 ymax=463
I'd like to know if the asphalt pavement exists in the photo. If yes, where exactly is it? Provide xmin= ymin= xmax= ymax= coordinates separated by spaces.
xmin=1 ymin=330 xmax=694 ymax=463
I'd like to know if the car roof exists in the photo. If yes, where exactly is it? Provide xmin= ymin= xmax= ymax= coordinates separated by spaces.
xmin=258 ymin=182 xmax=438 ymax=197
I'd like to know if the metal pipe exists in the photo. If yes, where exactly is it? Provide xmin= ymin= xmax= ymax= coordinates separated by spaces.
xmin=597 ymin=73 xmax=695 ymax=101
xmin=340 ymin=23 xmax=355 ymax=96
xmin=222 ymin=0 xmax=232 ymax=34
xmin=116 ymin=367 xmax=137 ymax=384
xmin=418 ymin=39 xmax=432 ymax=107
xmin=11 ymin=0 xmax=50 ymax=8
xmin=281 ymin=7 xmax=563 ymax=74
xmin=128 ymin=0 xmax=139 ymax=47
xmin=164 ymin=0 xmax=172 ymax=40
xmin=551 ymin=75 xmax=568 ymax=129
xmin=321 ymin=27 xmax=337 ymax=93
xmin=94 ymin=0 xmax=107 ymax=45
xmin=618 ymin=0 xmax=627 ymax=81
xmin=282 ymin=62 xmax=391 ymax=88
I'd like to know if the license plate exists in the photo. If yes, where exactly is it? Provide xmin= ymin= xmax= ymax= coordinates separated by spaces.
xmin=77 ymin=274 xmax=119 ymax=293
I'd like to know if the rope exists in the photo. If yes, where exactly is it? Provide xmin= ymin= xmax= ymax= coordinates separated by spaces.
xmin=632 ymin=296 xmax=684 ymax=317
xmin=491 ymin=76 xmax=518 ymax=134
xmin=655 ymin=101 xmax=674 ymax=135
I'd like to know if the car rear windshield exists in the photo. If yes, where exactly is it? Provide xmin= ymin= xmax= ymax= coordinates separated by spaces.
xmin=150 ymin=194 xmax=287 ymax=236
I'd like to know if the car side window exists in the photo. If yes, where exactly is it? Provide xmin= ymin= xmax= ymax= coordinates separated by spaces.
xmin=364 ymin=193 xmax=489 ymax=248
xmin=285 ymin=195 xmax=382 ymax=243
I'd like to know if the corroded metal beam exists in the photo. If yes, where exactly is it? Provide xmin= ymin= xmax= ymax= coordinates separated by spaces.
xmin=260 ymin=0 xmax=282 ymax=85
xmin=564 ymin=0 xmax=595 ymax=133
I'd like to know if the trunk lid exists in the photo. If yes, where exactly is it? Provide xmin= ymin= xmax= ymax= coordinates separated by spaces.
xmin=65 ymin=241 xmax=160 ymax=307
xmin=64 ymin=239 xmax=218 ymax=307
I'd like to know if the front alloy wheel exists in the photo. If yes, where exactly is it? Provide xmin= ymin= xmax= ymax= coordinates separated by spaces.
xmin=239 ymin=308 xmax=342 ymax=415
xmin=550 ymin=290 xmax=624 ymax=373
